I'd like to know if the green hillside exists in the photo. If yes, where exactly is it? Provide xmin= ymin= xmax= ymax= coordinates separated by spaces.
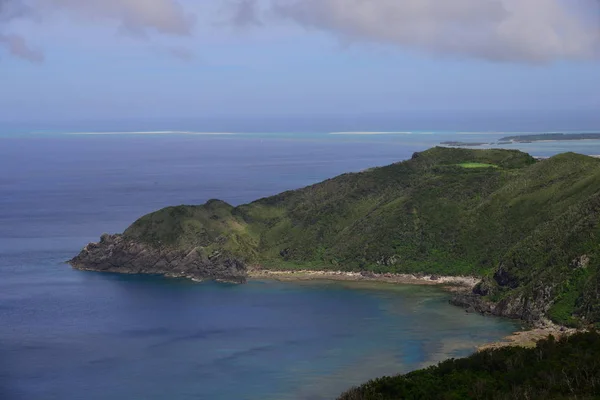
xmin=338 ymin=331 xmax=600 ymax=400
xmin=122 ymin=147 xmax=600 ymax=326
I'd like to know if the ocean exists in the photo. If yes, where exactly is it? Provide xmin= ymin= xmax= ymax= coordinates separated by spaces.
xmin=2 ymin=131 xmax=598 ymax=400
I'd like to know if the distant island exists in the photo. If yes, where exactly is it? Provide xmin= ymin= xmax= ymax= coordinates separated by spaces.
xmin=441 ymin=133 xmax=600 ymax=147
xmin=500 ymin=133 xmax=600 ymax=142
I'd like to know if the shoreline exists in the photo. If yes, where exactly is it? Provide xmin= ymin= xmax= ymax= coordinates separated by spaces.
xmin=64 ymin=131 xmax=237 ymax=136
xmin=248 ymin=269 xmax=480 ymax=289
xmin=478 ymin=320 xmax=578 ymax=351
xmin=249 ymin=268 xmax=577 ymax=350
xmin=77 ymin=261 xmax=578 ymax=351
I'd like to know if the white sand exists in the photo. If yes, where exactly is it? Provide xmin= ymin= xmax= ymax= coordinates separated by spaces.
xmin=329 ymin=131 xmax=413 ymax=135
xmin=64 ymin=131 xmax=237 ymax=135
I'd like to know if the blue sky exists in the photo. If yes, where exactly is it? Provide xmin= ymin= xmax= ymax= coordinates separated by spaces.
xmin=1 ymin=0 xmax=599 ymax=131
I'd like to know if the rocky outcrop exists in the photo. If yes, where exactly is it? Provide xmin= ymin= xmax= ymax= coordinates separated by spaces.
xmin=69 ymin=234 xmax=247 ymax=283
xmin=449 ymin=292 xmax=495 ymax=315
xmin=450 ymin=284 xmax=556 ymax=326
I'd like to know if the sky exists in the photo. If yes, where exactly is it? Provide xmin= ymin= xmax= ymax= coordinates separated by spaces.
xmin=1 ymin=0 xmax=599 ymax=131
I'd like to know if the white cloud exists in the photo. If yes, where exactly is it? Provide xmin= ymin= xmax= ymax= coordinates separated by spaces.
xmin=231 ymin=0 xmax=261 ymax=27
xmin=0 ymin=0 xmax=195 ymax=62
xmin=43 ymin=0 xmax=195 ymax=36
xmin=268 ymin=0 xmax=600 ymax=63
xmin=2 ymin=0 xmax=599 ymax=64
xmin=0 ymin=33 xmax=43 ymax=62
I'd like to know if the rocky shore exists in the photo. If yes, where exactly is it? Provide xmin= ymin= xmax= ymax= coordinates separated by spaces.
xmin=69 ymin=233 xmax=247 ymax=284
xmin=477 ymin=323 xmax=578 ymax=351
xmin=449 ymin=285 xmax=554 ymax=324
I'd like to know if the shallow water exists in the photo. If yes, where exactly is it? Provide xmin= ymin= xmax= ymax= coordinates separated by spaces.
xmin=3 ymin=131 xmax=592 ymax=399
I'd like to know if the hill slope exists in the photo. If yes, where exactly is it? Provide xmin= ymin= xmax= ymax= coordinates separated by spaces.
xmin=70 ymin=147 xmax=600 ymax=326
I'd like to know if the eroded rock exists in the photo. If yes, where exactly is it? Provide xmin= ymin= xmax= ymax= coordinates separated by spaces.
xmin=69 ymin=234 xmax=247 ymax=283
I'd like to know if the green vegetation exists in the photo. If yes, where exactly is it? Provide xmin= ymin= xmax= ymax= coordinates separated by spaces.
xmin=457 ymin=162 xmax=498 ymax=168
xmin=123 ymin=147 xmax=600 ymax=325
xmin=338 ymin=332 xmax=600 ymax=400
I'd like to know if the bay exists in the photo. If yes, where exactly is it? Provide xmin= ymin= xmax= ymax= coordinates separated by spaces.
xmin=4 ymin=131 xmax=593 ymax=399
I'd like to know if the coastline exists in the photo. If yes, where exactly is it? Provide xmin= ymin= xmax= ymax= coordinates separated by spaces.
xmin=248 ymin=269 xmax=480 ymax=289
xmin=478 ymin=321 xmax=578 ymax=351
xmin=249 ymin=268 xmax=577 ymax=350
xmin=64 ymin=131 xmax=236 ymax=135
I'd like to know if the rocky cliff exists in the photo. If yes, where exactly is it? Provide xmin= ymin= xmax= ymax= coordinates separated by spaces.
xmin=69 ymin=233 xmax=247 ymax=283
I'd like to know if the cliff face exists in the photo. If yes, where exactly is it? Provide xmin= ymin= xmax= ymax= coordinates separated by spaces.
xmin=70 ymin=147 xmax=600 ymax=327
xmin=69 ymin=234 xmax=247 ymax=283
xmin=450 ymin=288 xmax=555 ymax=325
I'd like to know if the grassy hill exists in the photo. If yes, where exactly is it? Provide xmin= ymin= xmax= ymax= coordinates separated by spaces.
xmin=338 ymin=331 xmax=600 ymax=400
xmin=121 ymin=147 xmax=600 ymax=326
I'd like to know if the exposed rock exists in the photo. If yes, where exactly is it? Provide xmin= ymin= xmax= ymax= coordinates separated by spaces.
xmin=571 ymin=255 xmax=590 ymax=270
xmin=497 ymin=284 xmax=556 ymax=322
xmin=493 ymin=262 xmax=520 ymax=289
xmin=69 ymin=234 xmax=247 ymax=284
xmin=473 ymin=279 xmax=492 ymax=296
xmin=451 ymin=284 xmax=556 ymax=324
xmin=449 ymin=292 xmax=494 ymax=315
xmin=376 ymin=255 xmax=400 ymax=266
xmin=279 ymin=248 xmax=291 ymax=260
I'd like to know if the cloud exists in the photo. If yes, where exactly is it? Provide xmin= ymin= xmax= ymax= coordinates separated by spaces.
xmin=163 ymin=45 xmax=194 ymax=61
xmin=231 ymin=0 xmax=261 ymax=27
xmin=251 ymin=0 xmax=600 ymax=63
xmin=0 ymin=0 xmax=37 ymax=62
xmin=44 ymin=0 xmax=195 ymax=36
xmin=0 ymin=33 xmax=43 ymax=62
xmin=2 ymin=0 xmax=599 ymax=64
xmin=0 ymin=0 xmax=30 ymax=21
xmin=0 ymin=0 xmax=195 ymax=62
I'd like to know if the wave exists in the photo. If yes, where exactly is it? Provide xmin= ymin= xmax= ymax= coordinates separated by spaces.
xmin=63 ymin=131 xmax=237 ymax=135
xmin=329 ymin=131 xmax=413 ymax=135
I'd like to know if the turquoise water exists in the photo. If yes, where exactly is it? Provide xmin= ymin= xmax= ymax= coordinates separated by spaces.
xmin=2 ymin=131 xmax=595 ymax=399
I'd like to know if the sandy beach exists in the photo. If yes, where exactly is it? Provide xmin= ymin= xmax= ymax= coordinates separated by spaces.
xmin=329 ymin=131 xmax=413 ymax=135
xmin=249 ymin=268 xmax=480 ymax=288
xmin=64 ymin=131 xmax=237 ymax=135
xmin=478 ymin=322 xmax=579 ymax=351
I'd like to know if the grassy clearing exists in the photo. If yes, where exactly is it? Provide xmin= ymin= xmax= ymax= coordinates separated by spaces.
xmin=457 ymin=162 xmax=499 ymax=168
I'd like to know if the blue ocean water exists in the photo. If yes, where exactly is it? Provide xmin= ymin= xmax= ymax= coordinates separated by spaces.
xmin=2 ymin=132 xmax=597 ymax=400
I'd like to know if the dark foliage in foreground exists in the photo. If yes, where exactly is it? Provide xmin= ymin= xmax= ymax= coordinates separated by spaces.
xmin=338 ymin=332 xmax=600 ymax=400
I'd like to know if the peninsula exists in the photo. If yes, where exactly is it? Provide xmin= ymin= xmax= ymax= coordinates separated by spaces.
xmin=440 ymin=133 xmax=600 ymax=148
xmin=70 ymin=147 xmax=600 ymax=329
xmin=500 ymin=133 xmax=600 ymax=143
